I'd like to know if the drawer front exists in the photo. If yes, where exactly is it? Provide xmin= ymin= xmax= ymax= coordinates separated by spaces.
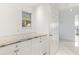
xmin=32 ymin=45 xmax=41 ymax=55
xmin=0 ymin=44 xmax=17 ymax=55
xmin=16 ymin=40 xmax=32 ymax=55
xmin=31 ymin=35 xmax=49 ymax=55
xmin=16 ymin=40 xmax=32 ymax=48
xmin=17 ymin=46 xmax=32 ymax=55
xmin=32 ymin=37 xmax=40 ymax=46
xmin=32 ymin=37 xmax=41 ymax=55
xmin=40 ymin=35 xmax=48 ymax=43
xmin=40 ymin=42 xmax=49 ymax=55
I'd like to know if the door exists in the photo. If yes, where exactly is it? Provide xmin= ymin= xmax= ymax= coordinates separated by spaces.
xmin=49 ymin=10 xmax=59 ymax=55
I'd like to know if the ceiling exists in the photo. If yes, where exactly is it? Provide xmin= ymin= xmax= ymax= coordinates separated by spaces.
xmin=17 ymin=3 xmax=79 ymax=11
xmin=51 ymin=3 xmax=79 ymax=11
xmin=28 ymin=3 xmax=79 ymax=11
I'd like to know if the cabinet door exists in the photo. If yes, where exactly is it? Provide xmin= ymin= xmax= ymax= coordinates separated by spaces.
xmin=17 ymin=40 xmax=32 ymax=55
xmin=40 ymin=43 xmax=49 ymax=55
xmin=40 ymin=35 xmax=48 ymax=43
xmin=32 ymin=37 xmax=41 ymax=55
xmin=0 ymin=44 xmax=16 ymax=55
xmin=40 ymin=36 xmax=49 ymax=55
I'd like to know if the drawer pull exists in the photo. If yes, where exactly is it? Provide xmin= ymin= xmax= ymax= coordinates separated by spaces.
xmin=14 ymin=49 xmax=19 ymax=53
xmin=49 ymin=34 xmax=53 ymax=36
xmin=43 ymin=52 xmax=47 ymax=55
xmin=16 ymin=45 xmax=18 ymax=48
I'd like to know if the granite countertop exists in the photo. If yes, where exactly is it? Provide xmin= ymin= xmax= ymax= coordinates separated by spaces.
xmin=0 ymin=32 xmax=48 ymax=47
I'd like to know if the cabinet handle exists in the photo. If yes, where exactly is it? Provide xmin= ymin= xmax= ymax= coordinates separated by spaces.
xmin=49 ymin=34 xmax=53 ymax=36
xmin=14 ymin=50 xmax=19 ymax=55
xmin=14 ymin=49 xmax=19 ymax=53
xmin=16 ymin=45 xmax=18 ymax=48
xmin=40 ymin=41 xmax=42 ymax=43
xmin=43 ymin=52 xmax=47 ymax=55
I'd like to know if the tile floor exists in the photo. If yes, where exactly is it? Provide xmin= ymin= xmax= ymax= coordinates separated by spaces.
xmin=56 ymin=41 xmax=75 ymax=55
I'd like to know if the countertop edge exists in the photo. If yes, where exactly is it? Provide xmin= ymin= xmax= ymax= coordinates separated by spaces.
xmin=0 ymin=33 xmax=48 ymax=48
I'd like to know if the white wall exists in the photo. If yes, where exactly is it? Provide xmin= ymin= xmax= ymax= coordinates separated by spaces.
xmin=0 ymin=3 xmax=59 ymax=40
xmin=34 ymin=4 xmax=51 ymax=34
xmin=59 ymin=10 xmax=74 ymax=41
xmin=0 ymin=3 xmax=55 ymax=36
xmin=34 ymin=4 xmax=58 ymax=34
xmin=0 ymin=3 xmax=35 ymax=36
xmin=59 ymin=8 xmax=77 ymax=41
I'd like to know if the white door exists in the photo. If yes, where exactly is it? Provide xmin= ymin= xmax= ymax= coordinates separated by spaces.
xmin=17 ymin=40 xmax=32 ymax=55
xmin=49 ymin=9 xmax=59 ymax=55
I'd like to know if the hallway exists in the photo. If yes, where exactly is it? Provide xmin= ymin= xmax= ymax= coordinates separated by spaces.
xmin=56 ymin=41 xmax=75 ymax=55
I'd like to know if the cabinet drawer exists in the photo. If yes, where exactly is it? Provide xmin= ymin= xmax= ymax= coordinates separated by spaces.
xmin=40 ymin=42 xmax=49 ymax=55
xmin=40 ymin=36 xmax=48 ymax=44
xmin=16 ymin=40 xmax=32 ymax=55
xmin=32 ymin=37 xmax=41 ymax=55
xmin=16 ymin=40 xmax=32 ymax=48
xmin=32 ymin=45 xmax=41 ymax=55
xmin=32 ymin=37 xmax=40 ymax=46
xmin=0 ymin=44 xmax=17 ymax=55
xmin=17 ymin=46 xmax=32 ymax=55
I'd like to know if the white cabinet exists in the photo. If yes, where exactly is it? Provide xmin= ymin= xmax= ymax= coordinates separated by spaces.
xmin=32 ymin=35 xmax=49 ymax=55
xmin=50 ymin=35 xmax=59 ymax=54
xmin=40 ymin=43 xmax=48 ymax=55
xmin=0 ymin=40 xmax=32 ymax=55
xmin=40 ymin=35 xmax=49 ymax=55
xmin=0 ymin=35 xmax=49 ymax=55
xmin=17 ymin=40 xmax=32 ymax=55
xmin=32 ymin=37 xmax=41 ymax=55
xmin=0 ymin=44 xmax=16 ymax=55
